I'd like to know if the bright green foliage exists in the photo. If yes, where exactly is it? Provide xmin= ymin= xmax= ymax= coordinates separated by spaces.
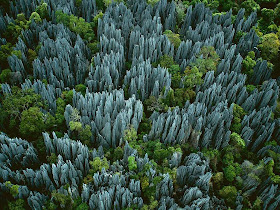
xmin=92 ymin=12 xmax=104 ymax=28
xmin=275 ymin=3 xmax=280 ymax=25
xmin=191 ymin=46 xmax=220 ymax=74
xmin=233 ymin=104 xmax=246 ymax=119
xmin=19 ymin=107 xmax=47 ymax=139
xmin=0 ymin=69 xmax=11 ymax=83
xmin=223 ymin=165 xmax=237 ymax=182
xmin=3 ymin=14 xmax=29 ymax=44
xmin=75 ymin=84 xmax=87 ymax=95
xmin=141 ymin=176 xmax=149 ymax=191
xmin=69 ymin=121 xmax=92 ymax=145
xmin=164 ymin=88 xmax=195 ymax=108
xmin=29 ymin=12 xmax=42 ymax=23
xmin=88 ymin=41 xmax=99 ymax=54
xmin=203 ymin=148 xmax=220 ymax=172
xmin=62 ymin=90 xmax=74 ymax=104
xmin=103 ymin=0 xmax=113 ymax=7
xmin=51 ymin=191 xmax=72 ymax=208
xmin=123 ymin=125 xmax=138 ymax=142
xmin=241 ymin=0 xmax=260 ymax=15
xmin=154 ymin=148 xmax=170 ymax=163
xmin=0 ymin=43 xmax=22 ymax=68
xmin=157 ymin=55 xmax=176 ymax=69
xmin=265 ymin=158 xmax=280 ymax=184
xmin=90 ymin=157 xmax=109 ymax=173
xmin=230 ymin=104 xmax=246 ymax=134
xmin=54 ymin=98 xmax=66 ymax=128
xmin=246 ymin=84 xmax=257 ymax=93
xmin=56 ymin=11 xmax=95 ymax=42
xmin=164 ymin=30 xmax=181 ymax=49
xmin=169 ymin=65 xmax=181 ymax=88
xmin=259 ymin=8 xmax=275 ymax=30
xmin=243 ymin=51 xmax=256 ymax=77
xmin=8 ymin=199 xmax=25 ymax=210
xmin=259 ymin=33 xmax=280 ymax=61
xmin=128 ymin=156 xmax=137 ymax=171
xmin=219 ymin=186 xmax=238 ymax=206
xmin=76 ymin=203 xmax=89 ymax=210
xmin=0 ymin=87 xmax=44 ymax=135
xmin=140 ymin=176 xmax=163 ymax=203
xmin=10 ymin=185 xmax=20 ymax=197
xmin=230 ymin=133 xmax=246 ymax=149
xmin=27 ymin=49 xmax=37 ymax=67
xmin=69 ymin=121 xmax=83 ymax=133
xmin=79 ymin=125 xmax=92 ymax=143
xmin=35 ymin=2 xmax=48 ymax=19
xmin=174 ymin=88 xmax=196 ymax=107
xmin=222 ymin=152 xmax=234 ymax=166
xmin=5 ymin=181 xmax=20 ymax=197
xmin=252 ymin=197 xmax=263 ymax=210
xmin=184 ymin=66 xmax=204 ymax=88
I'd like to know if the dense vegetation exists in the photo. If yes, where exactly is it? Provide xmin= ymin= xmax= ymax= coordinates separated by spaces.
xmin=0 ymin=0 xmax=280 ymax=209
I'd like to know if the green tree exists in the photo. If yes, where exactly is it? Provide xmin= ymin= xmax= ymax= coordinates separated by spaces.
xmin=242 ymin=51 xmax=256 ymax=77
xmin=47 ymin=153 xmax=58 ymax=164
xmin=29 ymin=12 xmax=42 ymax=23
xmin=230 ymin=104 xmax=246 ymax=134
xmin=0 ymin=69 xmax=11 ymax=83
xmin=259 ymin=33 xmax=280 ymax=61
xmin=223 ymin=165 xmax=236 ymax=182
xmin=76 ymin=203 xmax=89 ymax=210
xmin=191 ymin=46 xmax=220 ymax=74
xmin=51 ymin=191 xmax=72 ymax=209
xmin=230 ymin=132 xmax=246 ymax=149
xmin=156 ymin=55 xmax=176 ymax=69
xmin=90 ymin=157 xmax=109 ymax=173
xmin=62 ymin=90 xmax=74 ymax=104
xmin=128 ymin=156 xmax=137 ymax=171
xmin=75 ymin=84 xmax=87 ymax=95
xmin=10 ymin=185 xmax=19 ymax=197
xmin=241 ymin=0 xmax=260 ymax=15
xmin=0 ymin=87 xmax=44 ymax=135
xmin=8 ymin=199 xmax=25 ymax=210
xmin=219 ymin=186 xmax=237 ymax=206
xmin=183 ymin=66 xmax=204 ymax=89
xmin=19 ymin=107 xmax=46 ymax=139
xmin=123 ymin=125 xmax=138 ymax=142
xmin=164 ymin=30 xmax=181 ymax=49
xmin=212 ymin=172 xmax=223 ymax=190
xmin=56 ymin=11 xmax=95 ymax=42
xmin=35 ymin=2 xmax=48 ymax=19
xmin=246 ymin=84 xmax=256 ymax=93
xmin=92 ymin=12 xmax=104 ymax=28
xmin=113 ymin=147 xmax=124 ymax=161
xmin=259 ymin=8 xmax=275 ymax=31
xmin=54 ymin=98 xmax=66 ymax=129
